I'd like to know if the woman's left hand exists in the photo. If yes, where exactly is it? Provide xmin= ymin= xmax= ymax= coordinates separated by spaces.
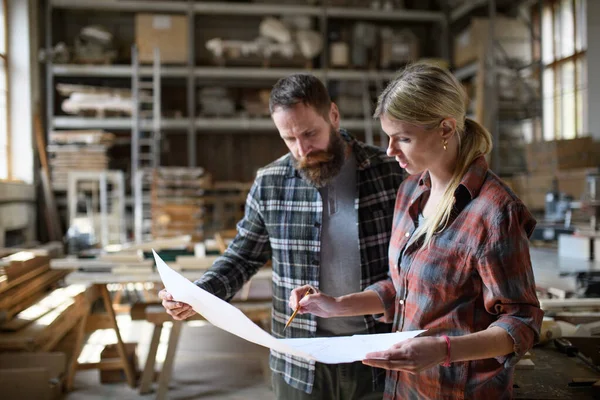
xmin=362 ymin=337 xmax=448 ymax=373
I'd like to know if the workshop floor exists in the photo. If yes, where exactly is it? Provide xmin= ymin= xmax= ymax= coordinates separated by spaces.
xmin=66 ymin=316 xmax=274 ymax=400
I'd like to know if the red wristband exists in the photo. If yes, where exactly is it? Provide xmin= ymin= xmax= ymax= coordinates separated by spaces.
xmin=441 ymin=335 xmax=451 ymax=367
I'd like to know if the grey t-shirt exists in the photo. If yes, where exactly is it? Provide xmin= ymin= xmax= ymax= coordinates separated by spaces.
xmin=316 ymin=152 xmax=367 ymax=337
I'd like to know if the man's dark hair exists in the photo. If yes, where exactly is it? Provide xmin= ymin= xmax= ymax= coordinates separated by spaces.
xmin=269 ymin=74 xmax=332 ymax=120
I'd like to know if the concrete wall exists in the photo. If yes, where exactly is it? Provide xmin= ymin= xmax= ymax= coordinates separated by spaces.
xmin=0 ymin=182 xmax=36 ymax=247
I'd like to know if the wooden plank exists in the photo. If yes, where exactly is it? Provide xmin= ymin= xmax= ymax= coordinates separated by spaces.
xmin=34 ymin=112 xmax=63 ymax=241
xmin=0 ymin=263 xmax=50 ymax=294
xmin=66 ymin=314 xmax=88 ymax=391
xmin=174 ymin=255 xmax=219 ymax=269
xmin=85 ymin=313 xmax=114 ymax=332
xmin=0 ymin=289 xmax=52 ymax=326
xmin=0 ymin=286 xmax=92 ymax=351
xmin=0 ymin=254 xmax=50 ymax=281
xmin=541 ymin=298 xmax=600 ymax=311
xmin=0 ymin=269 xmax=68 ymax=311
xmin=100 ymin=285 xmax=136 ymax=387
xmin=98 ymin=252 xmax=144 ymax=263
xmin=1 ymin=285 xmax=89 ymax=332
xmin=139 ymin=324 xmax=162 ymax=394
xmin=156 ymin=320 xmax=183 ymax=400
xmin=122 ymin=235 xmax=192 ymax=252
xmin=50 ymin=257 xmax=153 ymax=270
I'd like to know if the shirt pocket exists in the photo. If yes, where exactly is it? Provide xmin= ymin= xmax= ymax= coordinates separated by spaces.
xmin=408 ymin=236 xmax=475 ymax=304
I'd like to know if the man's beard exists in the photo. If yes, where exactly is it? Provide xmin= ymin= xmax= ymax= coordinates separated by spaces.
xmin=292 ymin=128 xmax=347 ymax=188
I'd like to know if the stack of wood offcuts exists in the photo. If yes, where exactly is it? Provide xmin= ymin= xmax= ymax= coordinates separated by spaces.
xmin=151 ymin=167 xmax=211 ymax=241
xmin=48 ymin=130 xmax=115 ymax=191
xmin=0 ymin=244 xmax=97 ymax=399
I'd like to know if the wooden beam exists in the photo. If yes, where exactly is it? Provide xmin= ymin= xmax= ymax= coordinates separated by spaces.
xmin=100 ymin=285 xmax=136 ymax=387
xmin=0 ymin=269 xmax=67 ymax=311
xmin=66 ymin=314 xmax=88 ymax=391
xmin=0 ymin=260 xmax=49 ymax=294
xmin=84 ymin=313 xmax=113 ymax=333
xmin=0 ymin=286 xmax=91 ymax=351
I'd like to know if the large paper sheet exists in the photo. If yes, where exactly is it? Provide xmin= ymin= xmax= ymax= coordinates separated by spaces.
xmin=153 ymin=250 xmax=425 ymax=363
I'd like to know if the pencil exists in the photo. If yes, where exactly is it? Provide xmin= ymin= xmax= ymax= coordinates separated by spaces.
xmin=284 ymin=287 xmax=312 ymax=331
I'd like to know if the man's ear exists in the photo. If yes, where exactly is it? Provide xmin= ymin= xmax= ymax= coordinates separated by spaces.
xmin=439 ymin=118 xmax=457 ymax=140
xmin=329 ymin=103 xmax=341 ymax=130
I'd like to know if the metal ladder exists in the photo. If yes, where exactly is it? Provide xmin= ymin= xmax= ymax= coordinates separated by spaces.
xmin=132 ymin=46 xmax=161 ymax=243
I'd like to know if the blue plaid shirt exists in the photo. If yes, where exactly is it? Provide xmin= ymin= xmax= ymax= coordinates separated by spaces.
xmin=195 ymin=130 xmax=404 ymax=393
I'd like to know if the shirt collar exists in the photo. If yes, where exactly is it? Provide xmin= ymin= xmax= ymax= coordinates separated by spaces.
xmin=415 ymin=155 xmax=489 ymax=201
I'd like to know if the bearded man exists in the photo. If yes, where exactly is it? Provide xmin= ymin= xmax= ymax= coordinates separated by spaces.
xmin=159 ymin=74 xmax=403 ymax=400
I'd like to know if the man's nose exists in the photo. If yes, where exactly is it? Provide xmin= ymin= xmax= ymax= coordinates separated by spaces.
xmin=297 ymin=139 xmax=310 ymax=158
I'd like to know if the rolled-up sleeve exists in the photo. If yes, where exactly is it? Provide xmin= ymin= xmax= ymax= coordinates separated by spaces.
xmin=477 ymin=202 xmax=544 ymax=368
xmin=365 ymin=277 xmax=397 ymax=323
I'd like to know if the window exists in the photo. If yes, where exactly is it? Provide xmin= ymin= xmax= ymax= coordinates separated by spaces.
xmin=0 ymin=0 xmax=8 ymax=179
xmin=540 ymin=0 xmax=587 ymax=140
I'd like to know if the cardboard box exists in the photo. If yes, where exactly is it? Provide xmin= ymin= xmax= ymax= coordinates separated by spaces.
xmin=100 ymin=342 xmax=139 ymax=384
xmin=557 ymin=168 xmax=597 ymax=201
xmin=509 ymin=168 xmax=596 ymax=211
xmin=0 ymin=352 xmax=65 ymax=400
xmin=454 ymin=17 xmax=531 ymax=68
xmin=135 ymin=14 xmax=189 ymax=64
xmin=526 ymin=137 xmax=600 ymax=173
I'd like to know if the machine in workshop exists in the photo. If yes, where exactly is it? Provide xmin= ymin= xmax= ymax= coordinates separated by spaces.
xmin=556 ymin=171 xmax=600 ymax=261
xmin=532 ymin=170 xmax=600 ymax=258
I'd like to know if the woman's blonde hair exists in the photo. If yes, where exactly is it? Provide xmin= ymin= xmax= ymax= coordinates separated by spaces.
xmin=374 ymin=62 xmax=493 ymax=248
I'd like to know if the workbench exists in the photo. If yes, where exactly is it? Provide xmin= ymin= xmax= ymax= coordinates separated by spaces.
xmin=515 ymin=343 xmax=600 ymax=399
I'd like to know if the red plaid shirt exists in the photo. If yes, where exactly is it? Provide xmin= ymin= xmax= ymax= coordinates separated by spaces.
xmin=367 ymin=156 xmax=543 ymax=400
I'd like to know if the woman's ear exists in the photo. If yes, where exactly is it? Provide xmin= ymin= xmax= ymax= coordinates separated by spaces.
xmin=439 ymin=118 xmax=457 ymax=140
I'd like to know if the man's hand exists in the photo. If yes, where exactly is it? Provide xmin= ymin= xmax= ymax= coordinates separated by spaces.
xmin=362 ymin=337 xmax=447 ymax=373
xmin=288 ymin=285 xmax=341 ymax=318
xmin=159 ymin=289 xmax=196 ymax=320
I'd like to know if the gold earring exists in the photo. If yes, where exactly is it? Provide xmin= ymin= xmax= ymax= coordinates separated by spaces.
xmin=443 ymin=140 xmax=448 ymax=151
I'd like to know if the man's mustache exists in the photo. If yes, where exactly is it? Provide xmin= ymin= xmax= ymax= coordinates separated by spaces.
xmin=297 ymin=151 xmax=334 ymax=168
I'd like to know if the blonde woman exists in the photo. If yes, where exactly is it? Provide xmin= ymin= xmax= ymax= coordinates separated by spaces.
xmin=288 ymin=62 xmax=543 ymax=399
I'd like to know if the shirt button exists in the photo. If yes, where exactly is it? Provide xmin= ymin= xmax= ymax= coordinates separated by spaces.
xmin=405 ymin=232 xmax=410 ymax=238
xmin=314 ymin=222 xmax=321 ymax=228
xmin=399 ymin=299 xmax=404 ymax=305
xmin=312 ymin=259 xmax=319 ymax=265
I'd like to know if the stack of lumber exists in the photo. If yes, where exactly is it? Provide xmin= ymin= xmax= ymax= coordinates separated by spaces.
xmin=49 ymin=130 xmax=115 ymax=146
xmin=48 ymin=145 xmax=111 ymax=191
xmin=48 ymin=129 xmax=115 ymax=191
xmin=0 ymin=250 xmax=97 ymax=352
xmin=151 ymin=168 xmax=211 ymax=241
xmin=203 ymin=181 xmax=252 ymax=236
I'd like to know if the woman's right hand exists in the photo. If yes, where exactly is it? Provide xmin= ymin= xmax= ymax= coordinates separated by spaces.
xmin=289 ymin=285 xmax=343 ymax=318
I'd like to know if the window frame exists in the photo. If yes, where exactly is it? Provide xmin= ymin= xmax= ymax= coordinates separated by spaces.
xmin=0 ymin=0 xmax=9 ymax=180
xmin=539 ymin=0 xmax=587 ymax=141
